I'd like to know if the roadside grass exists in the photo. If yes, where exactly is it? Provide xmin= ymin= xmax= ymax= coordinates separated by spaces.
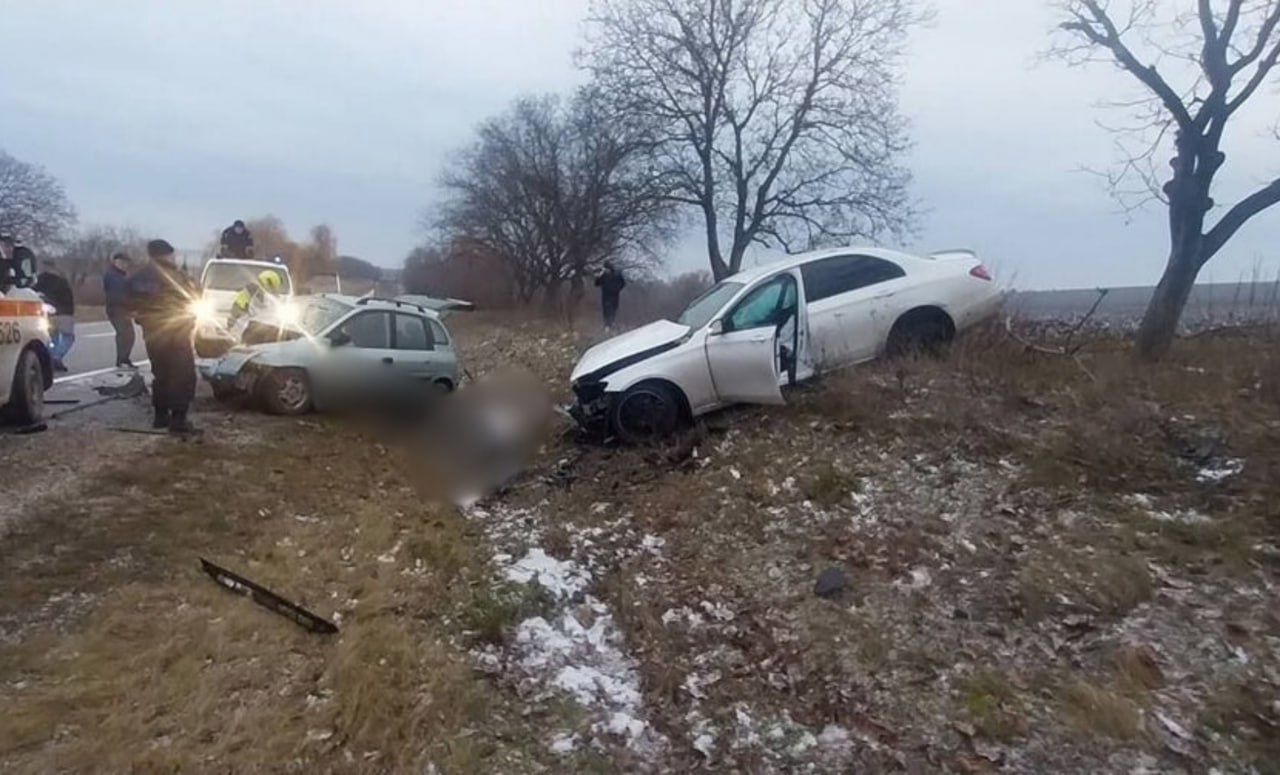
xmin=0 ymin=420 xmax=575 ymax=772
xmin=3 ymin=314 xmax=1277 ymax=772
xmin=1060 ymin=681 xmax=1146 ymax=741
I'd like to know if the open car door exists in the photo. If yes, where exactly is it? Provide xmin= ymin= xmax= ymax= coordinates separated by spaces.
xmin=704 ymin=272 xmax=799 ymax=406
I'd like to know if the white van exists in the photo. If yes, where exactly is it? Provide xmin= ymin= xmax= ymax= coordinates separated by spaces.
xmin=0 ymin=287 xmax=53 ymax=425
xmin=194 ymin=258 xmax=293 ymax=358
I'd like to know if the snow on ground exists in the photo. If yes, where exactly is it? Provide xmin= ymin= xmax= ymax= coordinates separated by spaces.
xmin=465 ymin=505 xmax=668 ymax=759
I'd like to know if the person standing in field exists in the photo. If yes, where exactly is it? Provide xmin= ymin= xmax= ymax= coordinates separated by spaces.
xmin=103 ymin=251 xmax=136 ymax=369
xmin=34 ymin=259 xmax=76 ymax=372
xmin=595 ymin=262 xmax=626 ymax=331
xmin=128 ymin=239 xmax=199 ymax=434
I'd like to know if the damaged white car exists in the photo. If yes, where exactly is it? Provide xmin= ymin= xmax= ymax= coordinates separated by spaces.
xmin=570 ymin=247 xmax=1003 ymax=442
xmin=200 ymin=295 xmax=464 ymax=415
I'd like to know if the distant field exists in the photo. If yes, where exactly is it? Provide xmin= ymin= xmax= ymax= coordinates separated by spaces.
xmin=1009 ymin=281 xmax=1280 ymax=325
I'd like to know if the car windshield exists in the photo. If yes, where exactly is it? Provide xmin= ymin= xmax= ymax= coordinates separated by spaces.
xmin=298 ymin=297 xmax=351 ymax=335
xmin=677 ymin=281 xmax=744 ymax=330
xmin=203 ymin=263 xmax=292 ymax=293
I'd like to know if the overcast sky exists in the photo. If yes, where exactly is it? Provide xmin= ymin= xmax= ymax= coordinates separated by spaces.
xmin=0 ymin=0 xmax=1275 ymax=289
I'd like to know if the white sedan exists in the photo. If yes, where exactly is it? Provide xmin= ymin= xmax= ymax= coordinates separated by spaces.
xmin=569 ymin=247 xmax=1003 ymax=442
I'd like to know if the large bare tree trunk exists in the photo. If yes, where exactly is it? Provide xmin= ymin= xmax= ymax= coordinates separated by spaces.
xmin=1135 ymin=240 xmax=1201 ymax=360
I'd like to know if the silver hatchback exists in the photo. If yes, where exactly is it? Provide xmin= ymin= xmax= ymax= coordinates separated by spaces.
xmin=199 ymin=295 xmax=462 ymax=415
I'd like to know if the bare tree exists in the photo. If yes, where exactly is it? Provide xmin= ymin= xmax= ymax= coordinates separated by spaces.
xmin=437 ymin=91 xmax=675 ymax=308
xmin=582 ymin=0 xmax=923 ymax=280
xmin=0 ymin=149 xmax=77 ymax=248
xmin=55 ymin=225 xmax=146 ymax=287
xmin=1053 ymin=0 xmax=1280 ymax=359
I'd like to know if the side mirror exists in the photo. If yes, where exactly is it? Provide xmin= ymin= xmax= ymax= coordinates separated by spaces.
xmin=328 ymin=329 xmax=352 ymax=347
xmin=708 ymin=319 xmax=725 ymax=336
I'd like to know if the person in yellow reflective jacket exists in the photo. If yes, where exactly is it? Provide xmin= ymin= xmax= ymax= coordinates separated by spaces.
xmin=227 ymin=269 xmax=285 ymax=328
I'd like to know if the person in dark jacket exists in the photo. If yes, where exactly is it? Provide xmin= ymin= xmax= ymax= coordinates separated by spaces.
xmin=219 ymin=219 xmax=254 ymax=259
xmin=128 ymin=239 xmax=200 ymax=433
xmin=595 ymin=263 xmax=626 ymax=330
xmin=103 ymin=252 xmax=136 ymax=368
xmin=0 ymin=233 xmax=34 ymax=291
xmin=34 ymin=259 xmax=75 ymax=372
xmin=0 ymin=234 xmax=12 ymax=291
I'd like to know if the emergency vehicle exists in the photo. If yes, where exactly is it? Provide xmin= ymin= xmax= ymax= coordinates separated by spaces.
xmin=0 ymin=287 xmax=53 ymax=425
xmin=193 ymin=258 xmax=294 ymax=358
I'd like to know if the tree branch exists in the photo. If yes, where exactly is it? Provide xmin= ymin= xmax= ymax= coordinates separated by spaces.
xmin=1062 ymin=0 xmax=1194 ymax=129
xmin=1202 ymin=178 xmax=1280 ymax=262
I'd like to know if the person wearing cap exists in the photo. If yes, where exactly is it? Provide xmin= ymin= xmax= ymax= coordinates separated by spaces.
xmin=127 ymin=239 xmax=200 ymax=434
xmin=219 ymin=219 xmax=254 ymax=259
xmin=104 ymin=252 xmax=137 ymax=369
xmin=34 ymin=259 xmax=76 ymax=372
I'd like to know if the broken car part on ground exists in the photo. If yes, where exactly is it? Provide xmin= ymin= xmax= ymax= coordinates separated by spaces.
xmin=200 ymin=557 xmax=338 ymax=635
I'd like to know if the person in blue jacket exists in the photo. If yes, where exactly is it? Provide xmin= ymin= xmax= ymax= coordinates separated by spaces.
xmin=103 ymin=252 xmax=136 ymax=368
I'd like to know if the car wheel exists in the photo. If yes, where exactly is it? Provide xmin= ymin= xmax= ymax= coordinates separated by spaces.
xmin=886 ymin=312 xmax=953 ymax=358
xmin=6 ymin=348 xmax=46 ymax=425
xmin=609 ymin=381 xmax=683 ymax=444
xmin=259 ymin=368 xmax=312 ymax=415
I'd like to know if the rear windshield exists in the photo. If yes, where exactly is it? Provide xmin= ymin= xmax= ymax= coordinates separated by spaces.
xmin=202 ymin=263 xmax=292 ymax=293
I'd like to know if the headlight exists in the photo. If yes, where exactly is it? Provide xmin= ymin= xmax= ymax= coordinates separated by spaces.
xmin=37 ymin=316 xmax=49 ymax=334
xmin=41 ymin=303 xmax=56 ymax=316
xmin=276 ymin=299 xmax=300 ymax=326
xmin=191 ymin=297 xmax=217 ymax=324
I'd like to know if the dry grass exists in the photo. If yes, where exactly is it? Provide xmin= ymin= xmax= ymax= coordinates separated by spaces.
xmin=0 ymin=420 xmax=572 ymax=772
xmin=4 ymin=315 xmax=1279 ymax=772
xmin=1017 ymin=547 xmax=1154 ymax=622
xmin=1061 ymin=681 xmax=1146 ymax=741
xmin=959 ymin=669 xmax=1030 ymax=741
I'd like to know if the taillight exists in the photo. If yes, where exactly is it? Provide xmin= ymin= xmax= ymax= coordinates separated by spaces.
xmin=969 ymin=264 xmax=992 ymax=281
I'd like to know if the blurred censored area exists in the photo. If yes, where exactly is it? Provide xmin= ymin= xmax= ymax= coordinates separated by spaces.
xmin=398 ymin=369 xmax=554 ymax=508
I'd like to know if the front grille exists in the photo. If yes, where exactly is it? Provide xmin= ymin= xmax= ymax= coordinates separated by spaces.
xmin=573 ymin=379 xmax=606 ymax=406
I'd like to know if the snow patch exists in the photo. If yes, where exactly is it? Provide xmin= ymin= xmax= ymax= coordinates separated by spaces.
xmin=1196 ymin=457 xmax=1244 ymax=484
xmin=503 ymin=548 xmax=591 ymax=600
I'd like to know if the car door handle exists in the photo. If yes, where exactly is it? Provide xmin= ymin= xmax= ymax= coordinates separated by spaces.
xmin=749 ymin=335 xmax=768 ymax=343
xmin=381 ymin=357 xmax=394 ymax=364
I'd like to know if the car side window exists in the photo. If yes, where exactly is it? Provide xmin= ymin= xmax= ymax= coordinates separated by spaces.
xmin=394 ymin=314 xmax=433 ymax=351
xmin=429 ymin=320 xmax=450 ymax=346
xmin=344 ymin=311 xmax=391 ymax=348
xmin=726 ymin=275 xmax=796 ymax=331
xmin=800 ymin=255 xmax=906 ymax=302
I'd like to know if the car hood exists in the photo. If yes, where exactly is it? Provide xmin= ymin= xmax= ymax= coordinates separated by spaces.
xmin=571 ymin=320 xmax=690 ymax=382
xmin=206 ymin=336 xmax=317 ymax=375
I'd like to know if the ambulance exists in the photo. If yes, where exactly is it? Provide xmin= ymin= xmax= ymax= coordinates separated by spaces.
xmin=0 ymin=286 xmax=53 ymax=425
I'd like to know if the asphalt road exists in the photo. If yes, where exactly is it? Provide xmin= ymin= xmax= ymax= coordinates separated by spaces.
xmin=52 ymin=319 xmax=149 ymax=386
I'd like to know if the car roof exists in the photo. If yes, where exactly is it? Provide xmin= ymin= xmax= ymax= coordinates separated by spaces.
xmin=314 ymin=293 xmax=443 ymax=320
xmin=726 ymin=246 xmax=930 ymax=284
xmin=205 ymin=258 xmax=292 ymax=272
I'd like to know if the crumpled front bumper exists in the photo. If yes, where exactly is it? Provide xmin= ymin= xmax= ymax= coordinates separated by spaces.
xmin=199 ymin=350 xmax=262 ymax=394
xmin=569 ymin=379 xmax=610 ymax=434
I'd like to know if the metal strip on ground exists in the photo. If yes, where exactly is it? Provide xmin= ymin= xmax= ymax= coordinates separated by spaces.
xmin=199 ymin=558 xmax=339 ymax=635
